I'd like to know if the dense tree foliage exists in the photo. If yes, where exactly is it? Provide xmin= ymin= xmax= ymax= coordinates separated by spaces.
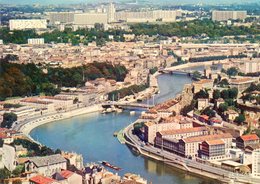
xmin=0 ymin=56 xmax=127 ymax=100
xmin=12 ymin=139 xmax=61 ymax=157
xmin=213 ymin=90 xmax=221 ymax=100
xmin=234 ymin=114 xmax=246 ymax=125
xmin=130 ymin=19 xmax=260 ymax=38
xmin=227 ymin=67 xmax=239 ymax=76
xmin=1 ymin=113 xmax=17 ymax=128
xmin=0 ymin=168 xmax=11 ymax=180
xmin=219 ymin=103 xmax=229 ymax=113
xmin=220 ymin=88 xmax=238 ymax=100
xmin=243 ymin=83 xmax=260 ymax=93
xmin=202 ymin=107 xmax=215 ymax=118
xmin=108 ymin=84 xmax=148 ymax=101
xmin=194 ymin=89 xmax=209 ymax=99
xmin=218 ymin=79 xmax=229 ymax=87
xmin=0 ymin=27 xmax=128 ymax=45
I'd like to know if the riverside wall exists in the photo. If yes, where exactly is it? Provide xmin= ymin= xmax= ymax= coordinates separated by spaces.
xmin=19 ymin=104 xmax=103 ymax=136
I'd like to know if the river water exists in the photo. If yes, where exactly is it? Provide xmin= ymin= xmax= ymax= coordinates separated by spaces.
xmin=30 ymin=73 xmax=208 ymax=184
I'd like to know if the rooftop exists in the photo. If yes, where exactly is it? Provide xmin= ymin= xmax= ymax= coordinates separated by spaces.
xmin=28 ymin=154 xmax=67 ymax=167
xmin=159 ymin=127 xmax=207 ymax=136
xmin=182 ymin=133 xmax=233 ymax=143
xmin=29 ymin=175 xmax=56 ymax=184
xmin=239 ymin=134 xmax=259 ymax=141
xmin=59 ymin=170 xmax=74 ymax=179
xmin=230 ymin=77 xmax=255 ymax=84
xmin=205 ymin=139 xmax=225 ymax=145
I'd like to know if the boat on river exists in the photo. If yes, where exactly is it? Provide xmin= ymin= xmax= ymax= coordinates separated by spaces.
xmin=100 ymin=161 xmax=122 ymax=171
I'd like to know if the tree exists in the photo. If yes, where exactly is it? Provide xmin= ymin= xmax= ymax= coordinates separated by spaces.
xmin=221 ymin=90 xmax=229 ymax=99
xmin=192 ymin=71 xmax=202 ymax=79
xmin=227 ymin=67 xmax=239 ymax=76
xmin=41 ymin=83 xmax=60 ymax=96
xmin=213 ymin=90 xmax=221 ymax=100
xmin=194 ymin=89 xmax=209 ymax=99
xmin=235 ymin=114 xmax=245 ymax=125
xmin=55 ymin=149 xmax=62 ymax=154
xmin=202 ymin=107 xmax=215 ymax=118
xmin=12 ymin=165 xmax=24 ymax=177
xmin=229 ymin=88 xmax=238 ymax=99
xmin=1 ymin=113 xmax=17 ymax=128
xmin=0 ymin=168 xmax=11 ymax=180
xmin=219 ymin=103 xmax=228 ymax=113
xmin=225 ymin=98 xmax=235 ymax=106
xmin=218 ymin=79 xmax=229 ymax=87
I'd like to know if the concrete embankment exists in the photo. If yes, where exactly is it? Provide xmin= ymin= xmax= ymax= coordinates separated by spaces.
xmin=19 ymin=104 xmax=103 ymax=136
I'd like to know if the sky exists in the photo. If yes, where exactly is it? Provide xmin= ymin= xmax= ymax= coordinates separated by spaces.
xmin=0 ymin=0 xmax=258 ymax=5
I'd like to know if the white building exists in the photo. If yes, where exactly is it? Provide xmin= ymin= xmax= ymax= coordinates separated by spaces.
xmin=115 ymin=10 xmax=176 ymax=23
xmin=252 ymin=149 xmax=260 ymax=178
xmin=48 ymin=12 xmax=75 ymax=25
xmin=242 ymin=61 xmax=260 ymax=74
xmin=74 ymin=13 xmax=108 ymax=27
xmin=28 ymin=38 xmax=45 ymax=45
xmin=212 ymin=11 xmax=247 ymax=21
xmin=2 ymin=144 xmax=17 ymax=171
xmin=9 ymin=19 xmax=47 ymax=30
xmin=25 ymin=154 xmax=67 ymax=176
xmin=0 ymin=39 xmax=3 ymax=45
xmin=107 ymin=3 xmax=116 ymax=23
xmin=53 ymin=170 xmax=83 ymax=184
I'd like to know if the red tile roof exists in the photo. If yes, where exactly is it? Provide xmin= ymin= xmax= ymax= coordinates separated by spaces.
xmin=59 ymin=170 xmax=74 ymax=178
xmin=159 ymin=127 xmax=207 ymax=136
xmin=30 ymin=175 xmax=56 ymax=184
xmin=240 ymin=134 xmax=259 ymax=141
xmin=205 ymin=139 xmax=224 ymax=145
xmin=182 ymin=133 xmax=233 ymax=143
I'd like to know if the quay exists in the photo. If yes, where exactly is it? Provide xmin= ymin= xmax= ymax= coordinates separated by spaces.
xmin=121 ymin=120 xmax=260 ymax=184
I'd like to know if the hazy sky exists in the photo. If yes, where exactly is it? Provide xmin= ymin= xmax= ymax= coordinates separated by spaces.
xmin=0 ymin=0 xmax=258 ymax=5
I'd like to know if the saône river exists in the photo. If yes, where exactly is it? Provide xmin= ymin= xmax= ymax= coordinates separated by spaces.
xmin=31 ymin=72 xmax=209 ymax=184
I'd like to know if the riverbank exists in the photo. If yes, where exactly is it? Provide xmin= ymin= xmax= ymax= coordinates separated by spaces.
xmin=18 ymin=104 xmax=103 ymax=136
xmin=122 ymin=120 xmax=252 ymax=184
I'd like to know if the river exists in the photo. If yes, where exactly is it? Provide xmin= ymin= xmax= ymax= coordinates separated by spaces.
xmin=30 ymin=73 xmax=208 ymax=184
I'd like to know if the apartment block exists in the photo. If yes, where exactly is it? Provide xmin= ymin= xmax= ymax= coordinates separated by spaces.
xmin=212 ymin=10 xmax=247 ymax=21
xmin=9 ymin=19 xmax=47 ymax=30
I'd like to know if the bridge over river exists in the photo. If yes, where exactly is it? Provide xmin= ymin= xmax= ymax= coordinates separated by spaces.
xmin=102 ymin=102 xmax=154 ymax=110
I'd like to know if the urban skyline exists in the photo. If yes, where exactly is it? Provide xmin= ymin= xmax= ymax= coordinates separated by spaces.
xmin=0 ymin=1 xmax=259 ymax=184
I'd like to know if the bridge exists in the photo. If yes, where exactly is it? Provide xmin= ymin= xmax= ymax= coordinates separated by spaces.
xmin=102 ymin=102 xmax=154 ymax=110
xmin=160 ymin=69 xmax=203 ymax=76
xmin=164 ymin=60 xmax=228 ymax=71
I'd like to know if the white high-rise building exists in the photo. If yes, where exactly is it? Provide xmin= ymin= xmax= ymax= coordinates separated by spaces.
xmin=74 ymin=13 xmax=108 ymax=27
xmin=252 ymin=149 xmax=260 ymax=178
xmin=48 ymin=12 xmax=75 ymax=25
xmin=9 ymin=19 xmax=47 ymax=30
xmin=212 ymin=10 xmax=247 ymax=21
xmin=115 ymin=10 xmax=176 ymax=23
xmin=107 ymin=3 xmax=116 ymax=23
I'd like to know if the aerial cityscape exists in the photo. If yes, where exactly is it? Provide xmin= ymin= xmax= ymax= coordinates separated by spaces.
xmin=0 ymin=0 xmax=259 ymax=184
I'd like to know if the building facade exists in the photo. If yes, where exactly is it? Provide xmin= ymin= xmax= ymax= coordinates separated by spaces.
xmin=212 ymin=11 xmax=247 ymax=21
xmin=9 ymin=19 xmax=47 ymax=30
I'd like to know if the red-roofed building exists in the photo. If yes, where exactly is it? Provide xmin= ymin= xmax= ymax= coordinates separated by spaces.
xmin=199 ymin=140 xmax=226 ymax=160
xmin=53 ymin=170 xmax=82 ymax=184
xmin=236 ymin=134 xmax=260 ymax=149
xmin=29 ymin=175 xmax=59 ymax=184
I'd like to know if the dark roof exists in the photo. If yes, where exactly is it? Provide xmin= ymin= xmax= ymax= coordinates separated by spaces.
xmin=28 ymin=154 xmax=66 ymax=167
